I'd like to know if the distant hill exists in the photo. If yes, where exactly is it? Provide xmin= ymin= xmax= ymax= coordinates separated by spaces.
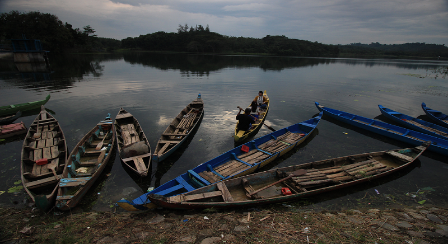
xmin=339 ymin=42 xmax=448 ymax=58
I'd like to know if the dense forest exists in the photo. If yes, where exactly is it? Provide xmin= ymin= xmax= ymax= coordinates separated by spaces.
xmin=339 ymin=42 xmax=448 ymax=57
xmin=1 ymin=11 xmax=447 ymax=58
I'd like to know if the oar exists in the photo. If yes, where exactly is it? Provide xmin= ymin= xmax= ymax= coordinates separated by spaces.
xmin=248 ymin=169 xmax=307 ymax=196
xmin=263 ymin=123 xmax=276 ymax=132
xmin=96 ymin=131 xmax=109 ymax=150
xmin=33 ymin=109 xmax=44 ymax=139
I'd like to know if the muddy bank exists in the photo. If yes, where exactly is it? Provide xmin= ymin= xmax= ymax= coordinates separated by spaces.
xmin=1 ymin=203 xmax=447 ymax=244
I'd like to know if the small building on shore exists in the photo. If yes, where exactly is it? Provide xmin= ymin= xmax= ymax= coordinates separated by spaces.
xmin=11 ymin=38 xmax=49 ymax=63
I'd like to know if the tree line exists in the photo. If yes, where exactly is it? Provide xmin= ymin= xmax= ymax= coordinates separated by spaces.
xmin=1 ymin=11 xmax=447 ymax=58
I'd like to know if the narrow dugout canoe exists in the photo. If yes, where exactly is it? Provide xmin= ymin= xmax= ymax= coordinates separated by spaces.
xmin=315 ymin=102 xmax=448 ymax=156
xmin=148 ymin=143 xmax=429 ymax=209
xmin=379 ymin=105 xmax=448 ymax=140
xmin=234 ymin=90 xmax=270 ymax=142
xmin=153 ymin=94 xmax=204 ymax=163
xmin=0 ymin=121 xmax=26 ymax=139
xmin=55 ymin=114 xmax=116 ymax=210
xmin=117 ymin=112 xmax=323 ymax=211
xmin=21 ymin=106 xmax=67 ymax=211
xmin=114 ymin=108 xmax=151 ymax=176
xmin=421 ymin=103 xmax=448 ymax=128
xmin=0 ymin=94 xmax=50 ymax=117
xmin=0 ymin=111 xmax=22 ymax=125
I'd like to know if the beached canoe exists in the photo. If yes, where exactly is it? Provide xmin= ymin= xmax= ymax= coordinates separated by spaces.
xmin=316 ymin=102 xmax=448 ymax=156
xmin=148 ymin=143 xmax=429 ymax=209
xmin=117 ymin=112 xmax=323 ymax=211
xmin=421 ymin=103 xmax=448 ymax=128
xmin=379 ymin=105 xmax=448 ymax=140
xmin=0 ymin=121 xmax=26 ymax=139
xmin=114 ymin=108 xmax=151 ymax=176
xmin=0 ymin=111 xmax=21 ymax=125
xmin=153 ymin=94 xmax=204 ymax=163
xmin=21 ymin=106 xmax=67 ymax=211
xmin=0 ymin=94 xmax=50 ymax=117
xmin=55 ymin=114 xmax=116 ymax=210
xmin=234 ymin=90 xmax=270 ymax=142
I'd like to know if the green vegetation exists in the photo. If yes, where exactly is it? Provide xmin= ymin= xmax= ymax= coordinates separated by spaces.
xmin=1 ymin=11 xmax=447 ymax=58
xmin=339 ymin=42 xmax=448 ymax=58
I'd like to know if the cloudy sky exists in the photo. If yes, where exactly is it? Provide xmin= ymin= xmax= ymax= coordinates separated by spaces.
xmin=1 ymin=0 xmax=447 ymax=45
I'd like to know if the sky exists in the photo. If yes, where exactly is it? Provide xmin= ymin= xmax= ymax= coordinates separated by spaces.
xmin=1 ymin=0 xmax=448 ymax=45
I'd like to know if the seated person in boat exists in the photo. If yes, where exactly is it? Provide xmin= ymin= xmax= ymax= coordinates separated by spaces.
xmin=253 ymin=91 xmax=268 ymax=109
xmin=250 ymin=101 xmax=260 ymax=119
xmin=237 ymin=107 xmax=256 ymax=131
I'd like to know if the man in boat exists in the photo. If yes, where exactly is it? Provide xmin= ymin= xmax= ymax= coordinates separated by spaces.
xmin=253 ymin=91 xmax=268 ymax=109
xmin=236 ymin=107 xmax=256 ymax=131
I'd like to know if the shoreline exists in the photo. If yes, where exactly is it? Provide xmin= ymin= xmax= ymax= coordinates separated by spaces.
xmin=1 ymin=203 xmax=447 ymax=243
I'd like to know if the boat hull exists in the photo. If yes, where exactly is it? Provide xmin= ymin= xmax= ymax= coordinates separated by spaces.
xmin=379 ymin=105 xmax=448 ymax=140
xmin=114 ymin=108 xmax=151 ymax=176
xmin=421 ymin=103 xmax=448 ymax=128
xmin=117 ymin=112 xmax=323 ymax=211
xmin=234 ymin=90 xmax=270 ymax=142
xmin=20 ymin=106 xmax=67 ymax=211
xmin=0 ymin=111 xmax=22 ymax=125
xmin=0 ymin=94 xmax=50 ymax=117
xmin=148 ymin=143 xmax=429 ymax=209
xmin=316 ymin=102 xmax=448 ymax=156
xmin=153 ymin=96 xmax=204 ymax=163
xmin=56 ymin=117 xmax=116 ymax=210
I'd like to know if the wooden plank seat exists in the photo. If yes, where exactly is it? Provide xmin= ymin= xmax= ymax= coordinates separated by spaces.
xmin=386 ymin=151 xmax=415 ymax=162
xmin=217 ymin=182 xmax=234 ymax=202
xmin=59 ymin=177 xmax=91 ymax=188
xmin=162 ymin=133 xmax=188 ymax=136
xmin=25 ymin=174 xmax=62 ymax=189
xmin=116 ymin=113 xmax=133 ymax=120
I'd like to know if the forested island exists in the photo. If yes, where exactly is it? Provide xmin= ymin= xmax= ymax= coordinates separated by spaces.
xmin=1 ymin=11 xmax=447 ymax=58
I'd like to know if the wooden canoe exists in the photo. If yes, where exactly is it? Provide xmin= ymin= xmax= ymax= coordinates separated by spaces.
xmin=316 ymin=102 xmax=448 ymax=156
xmin=0 ymin=111 xmax=21 ymax=125
xmin=379 ymin=105 xmax=448 ymax=139
xmin=153 ymin=94 xmax=204 ymax=163
xmin=55 ymin=114 xmax=116 ymax=210
xmin=148 ymin=143 xmax=429 ymax=209
xmin=21 ymin=105 xmax=67 ymax=211
xmin=117 ymin=112 xmax=322 ymax=211
xmin=421 ymin=103 xmax=448 ymax=128
xmin=234 ymin=90 xmax=270 ymax=142
xmin=114 ymin=108 xmax=151 ymax=176
xmin=0 ymin=94 xmax=50 ymax=117
xmin=0 ymin=121 xmax=26 ymax=139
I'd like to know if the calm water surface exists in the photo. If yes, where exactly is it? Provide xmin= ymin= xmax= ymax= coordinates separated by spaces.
xmin=0 ymin=53 xmax=447 ymax=212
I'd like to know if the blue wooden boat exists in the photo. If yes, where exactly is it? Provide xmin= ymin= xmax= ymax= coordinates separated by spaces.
xmin=421 ymin=103 xmax=448 ymax=128
xmin=148 ymin=143 xmax=429 ymax=210
xmin=117 ymin=112 xmax=323 ymax=211
xmin=315 ymin=102 xmax=448 ymax=156
xmin=379 ymin=105 xmax=448 ymax=140
xmin=152 ymin=94 xmax=204 ymax=163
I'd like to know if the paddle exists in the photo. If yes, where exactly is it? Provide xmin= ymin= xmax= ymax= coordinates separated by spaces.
xmin=96 ymin=131 xmax=109 ymax=150
xmin=248 ymin=169 xmax=307 ymax=196
xmin=33 ymin=110 xmax=44 ymax=139
xmin=263 ymin=123 xmax=276 ymax=132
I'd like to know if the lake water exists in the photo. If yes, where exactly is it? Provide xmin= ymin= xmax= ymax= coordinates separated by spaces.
xmin=1 ymin=53 xmax=447 ymax=212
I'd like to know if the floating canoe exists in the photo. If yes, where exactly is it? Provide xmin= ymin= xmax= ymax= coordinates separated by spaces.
xmin=55 ymin=114 xmax=116 ymax=210
xmin=114 ymin=108 xmax=151 ymax=176
xmin=316 ymin=102 xmax=448 ymax=156
xmin=0 ymin=111 xmax=21 ymax=125
xmin=379 ymin=105 xmax=448 ymax=140
xmin=153 ymin=94 xmax=204 ymax=163
xmin=421 ymin=103 xmax=448 ymax=128
xmin=148 ymin=143 xmax=429 ymax=209
xmin=117 ymin=112 xmax=323 ymax=211
xmin=21 ymin=106 xmax=67 ymax=211
xmin=0 ymin=121 xmax=26 ymax=139
xmin=234 ymin=90 xmax=270 ymax=142
xmin=0 ymin=94 xmax=50 ymax=117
